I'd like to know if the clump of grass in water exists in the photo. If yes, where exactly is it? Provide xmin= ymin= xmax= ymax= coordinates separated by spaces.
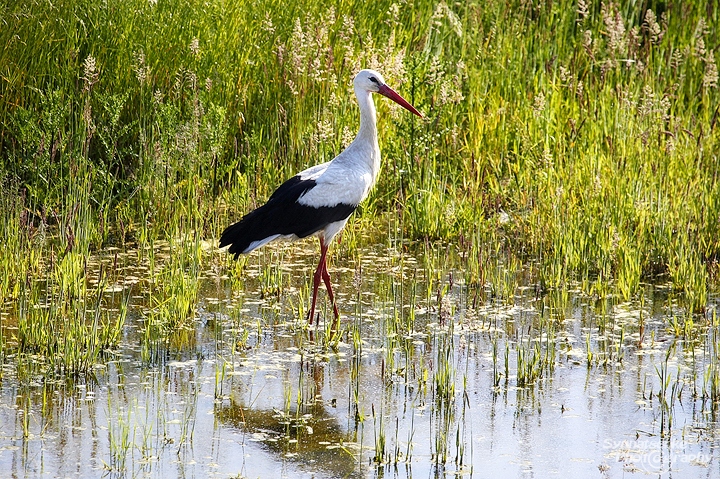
xmin=349 ymin=310 xmax=365 ymax=423
xmin=371 ymin=403 xmax=386 ymax=464
xmin=433 ymin=304 xmax=456 ymax=402
xmin=703 ymin=310 xmax=720 ymax=411
xmin=654 ymin=344 xmax=681 ymax=437
xmin=106 ymin=397 xmax=133 ymax=474
xmin=9 ymin=174 xmax=128 ymax=375
xmin=427 ymin=286 xmax=457 ymax=465
xmin=515 ymin=338 xmax=543 ymax=388
xmin=138 ymin=222 xmax=208 ymax=350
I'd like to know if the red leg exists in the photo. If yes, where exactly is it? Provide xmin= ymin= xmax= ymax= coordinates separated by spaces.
xmin=308 ymin=258 xmax=323 ymax=325
xmin=321 ymin=262 xmax=340 ymax=320
xmin=307 ymin=238 xmax=340 ymax=324
xmin=308 ymin=239 xmax=329 ymax=324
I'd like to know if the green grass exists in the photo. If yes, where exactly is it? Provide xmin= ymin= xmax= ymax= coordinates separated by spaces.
xmin=1 ymin=0 xmax=719 ymax=371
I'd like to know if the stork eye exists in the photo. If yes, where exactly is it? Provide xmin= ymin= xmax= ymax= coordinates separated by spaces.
xmin=369 ymin=76 xmax=379 ymax=84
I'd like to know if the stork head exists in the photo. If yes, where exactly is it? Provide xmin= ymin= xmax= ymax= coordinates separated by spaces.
xmin=354 ymin=69 xmax=422 ymax=118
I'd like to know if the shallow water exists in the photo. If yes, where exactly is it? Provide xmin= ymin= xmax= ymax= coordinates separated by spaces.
xmin=1 ymin=239 xmax=719 ymax=478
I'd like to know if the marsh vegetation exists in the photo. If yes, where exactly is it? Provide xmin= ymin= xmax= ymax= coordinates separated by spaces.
xmin=0 ymin=0 xmax=718 ymax=477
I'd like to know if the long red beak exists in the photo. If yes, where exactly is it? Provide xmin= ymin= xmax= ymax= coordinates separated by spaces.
xmin=378 ymin=84 xmax=423 ymax=118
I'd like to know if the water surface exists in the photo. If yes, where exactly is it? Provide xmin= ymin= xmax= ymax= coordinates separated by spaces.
xmin=1 ymin=239 xmax=718 ymax=478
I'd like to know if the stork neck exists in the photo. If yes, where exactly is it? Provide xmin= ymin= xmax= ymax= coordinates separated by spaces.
xmin=354 ymin=86 xmax=378 ymax=144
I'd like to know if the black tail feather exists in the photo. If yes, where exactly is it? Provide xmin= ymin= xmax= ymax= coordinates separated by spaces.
xmin=219 ymin=207 xmax=271 ymax=258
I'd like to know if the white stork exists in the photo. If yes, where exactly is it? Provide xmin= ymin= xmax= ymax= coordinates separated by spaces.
xmin=220 ymin=69 xmax=422 ymax=324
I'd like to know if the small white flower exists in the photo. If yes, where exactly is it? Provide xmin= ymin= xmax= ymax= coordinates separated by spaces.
xmin=189 ymin=38 xmax=200 ymax=56
xmin=703 ymin=53 xmax=718 ymax=89
xmin=82 ymin=55 xmax=99 ymax=91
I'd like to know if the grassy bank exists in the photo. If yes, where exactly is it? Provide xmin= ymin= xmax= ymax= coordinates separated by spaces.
xmin=0 ymin=0 xmax=718 ymax=370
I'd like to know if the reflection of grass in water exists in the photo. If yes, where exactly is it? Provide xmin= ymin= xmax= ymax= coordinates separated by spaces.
xmin=215 ymin=395 xmax=361 ymax=478
xmin=371 ymin=403 xmax=386 ymax=464
xmin=705 ymin=312 xmax=720 ymax=408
